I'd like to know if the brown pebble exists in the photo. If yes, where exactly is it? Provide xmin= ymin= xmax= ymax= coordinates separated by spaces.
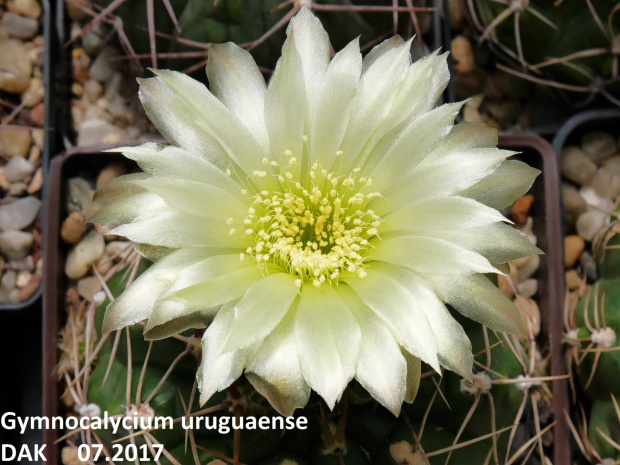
xmin=17 ymin=273 xmax=40 ymax=301
xmin=511 ymin=194 xmax=535 ymax=224
xmin=27 ymin=167 xmax=43 ymax=194
xmin=0 ymin=168 xmax=11 ymax=191
xmin=564 ymin=235 xmax=586 ymax=268
xmin=498 ymin=274 xmax=515 ymax=299
xmin=565 ymin=269 xmax=583 ymax=291
xmin=451 ymin=36 xmax=475 ymax=73
xmin=96 ymin=161 xmax=127 ymax=188
xmin=29 ymin=102 xmax=45 ymax=126
xmin=61 ymin=212 xmax=87 ymax=245
xmin=514 ymin=296 xmax=541 ymax=336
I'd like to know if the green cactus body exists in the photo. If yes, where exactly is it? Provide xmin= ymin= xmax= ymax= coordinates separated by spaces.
xmin=573 ymin=220 xmax=620 ymax=461
xmin=472 ymin=0 xmax=620 ymax=106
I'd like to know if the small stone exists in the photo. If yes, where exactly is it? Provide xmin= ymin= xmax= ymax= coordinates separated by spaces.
xmin=514 ymin=296 xmax=541 ymax=336
xmin=82 ymin=23 xmax=105 ymax=56
xmin=592 ymin=167 xmax=620 ymax=200
xmin=451 ymin=36 xmax=475 ymax=73
xmin=482 ymin=99 xmax=521 ymax=127
xmin=582 ymin=131 xmax=617 ymax=163
xmin=0 ymin=128 xmax=31 ymax=158
xmin=580 ymin=186 xmax=613 ymax=211
xmin=15 ymin=271 xmax=31 ymax=288
xmin=7 ymin=0 xmax=42 ymax=18
xmin=31 ymin=129 xmax=44 ymax=148
xmin=29 ymin=102 xmax=45 ymax=126
xmin=462 ymin=94 xmax=484 ymax=122
xmin=27 ymin=167 xmax=43 ymax=194
xmin=0 ymin=168 xmax=10 ymax=191
xmin=516 ymin=254 xmax=540 ymax=282
xmin=94 ymin=254 xmax=112 ymax=274
xmin=77 ymin=118 xmax=125 ymax=147
xmin=580 ymin=251 xmax=597 ymax=282
xmin=97 ymin=162 xmax=127 ymax=188
xmin=1 ymin=270 xmax=16 ymax=290
xmin=0 ymin=39 xmax=32 ymax=93
xmin=576 ymin=210 xmax=609 ymax=242
xmin=61 ymin=212 xmax=87 ymax=245
xmin=9 ymin=182 xmax=28 ymax=196
xmin=0 ymin=196 xmax=40 ymax=231
xmin=83 ymin=79 xmax=103 ymax=102
xmin=22 ymin=78 xmax=45 ymax=108
xmin=71 ymin=82 xmax=83 ymax=97
xmin=18 ymin=272 xmax=39 ymax=300
xmin=105 ymin=241 xmax=132 ymax=261
xmin=511 ymin=194 xmax=534 ymax=224
xmin=8 ymin=289 xmax=19 ymax=302
xmin=67 ymin=177 xmax=94 ymax=214
xmin=5 ymin=156 xmax=35 ymax=182
xmin=516 ymin=279 xmax=537 ymax=298
xmin=498 ymin=274 xmax=515 ymax=299
xmin=0 ymin=231 xmax=33 ymax=261
xmin=65 ymin=231 xmax=105 ymax=279
xmin=561 ymin=146 xmax=597 ymax=185
xmin=564 ymin=235 xmax=586 ymax=268
xmin=565 ymin=270 xmax=582 ymax=291
xmin=90 ymin=47 xmax=121 ymax=83
xmin=66 ymin=0 xmax=90 ymax=21
xmin=3 ymin=12 xmax=38 ymax=39
xmin=604 ymin=156 xmax=620 ymax=175
xmin=448 ymin=0 xmax=466 ymax=29
xmin=562 ymin=183 xmax=588 ymax=227
xmin=77 ymin=276 xmax=102 ymax=302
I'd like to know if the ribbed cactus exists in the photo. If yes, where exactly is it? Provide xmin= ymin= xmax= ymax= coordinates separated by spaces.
xmin=571 ymin=220 xmax=620 ymax=463
xmin=469 ymin=0 xmax=620 ymax=107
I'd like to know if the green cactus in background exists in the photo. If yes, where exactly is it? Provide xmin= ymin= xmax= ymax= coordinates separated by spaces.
xmin=469 ymin=0 xmax=620 ymax=107
xmin=69 ymin=0 xmax=435 ymax=78
xmin=571 ymin=221 xmax=620 ymax=463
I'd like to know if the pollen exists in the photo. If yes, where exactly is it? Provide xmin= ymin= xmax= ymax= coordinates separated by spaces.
xmin=242 ymin=161 xmax=381 ymax=287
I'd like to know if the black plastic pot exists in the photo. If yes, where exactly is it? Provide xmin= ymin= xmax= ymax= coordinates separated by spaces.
xmin=500 ymin=133 xmax=569 ymax=465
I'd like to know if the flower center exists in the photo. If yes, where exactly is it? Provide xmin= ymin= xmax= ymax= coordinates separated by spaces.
xmin=233 ymin=160 xmax=382 ymax=288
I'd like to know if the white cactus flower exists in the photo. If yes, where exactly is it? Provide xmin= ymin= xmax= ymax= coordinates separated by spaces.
xmin=92 ymin=7 xmax=541 ymax=416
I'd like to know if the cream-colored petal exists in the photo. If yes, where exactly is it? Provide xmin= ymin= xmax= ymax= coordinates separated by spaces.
xmin=337 ymin=38 xmax=412 ymax=175
xmin=429 ymin=222 xmax=542 ymax=264
xmin=460 ymin=160 xmax=540 ymax=209
xmin=403 ymin=351 xmax=421 ymax=403
xmin=375 ymin=264 xmax=473 ymax=379
xmin=361 ymin=36 xmax=404 ymax=73
xmin=344 ymin=271 xmax=440 ymax=372
xmin=364 ymin=102 xmax=464 ymax=191
xmin=91 ymin=172 xmax=148 ymax=203
xmin=144 ymin=301 xmax=215 ymax=340
xmin=295 ymin=285 xmax=361 ymax=409
xmin=368 ymin=236 xmax=500 ymax=275
xmin=428 ymin=273 xmax=526 ymax=335
xmin=246 ymin=309 xmax=310 ymax=416
xmin=198 ymin=303 xmax=248 ymax=405
xmin=265 ymin=31 xmax=305 ymax=181
xmin=287 ymin=6 xmax=330 ymax=114
xmin=127 ymin=177 xmax=247 ymax=220
xmin=379 ymin=148 xmax=515 ymax=215
xmin=151 ymin=69 xmax=272 ymax=180
xmin=102 ymin=248 xmax=211 ymax=334
xmin=338 ymin=285 xmax=407 ymax=415
xmin=206 ymin=43 xmax=269 ymax=149
xmin=222 ymin=273 xmax=299 ymax=353
xmin=386 ymin=51 xmax=449 ymax=127
xmin=381 ymin=196 xmax=508 ymax=235
xmin=138 ymin=76 xmax=230 ymax=170
xmin=89 ymin=190 xmax=165 ymax=230
xmin=114 ymin=143 xmax=244 ymax=199
xmin=109 ymin=209 xmax=241 ymax=249
xmin=309 ymin=38 xmax=362 ymax=171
